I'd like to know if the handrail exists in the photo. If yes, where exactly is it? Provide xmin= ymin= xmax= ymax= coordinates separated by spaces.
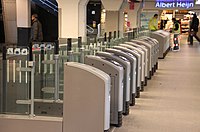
xmin=86 ymin=25 xmax=94 ymax=34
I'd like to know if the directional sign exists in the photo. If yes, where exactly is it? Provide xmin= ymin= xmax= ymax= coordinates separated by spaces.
xmin=46 ymin=44 xmax=53 ymax=50
xmin=40 ymin=44 xmax=45 ymax=50
xmin=21 ymin=48 xmax=28 ymax=55
xmin=33 ymin=44 xmax=39 ymax=49
xmin=14 ymin=48 xmax=21 ymax=55
xmin=7 ymin=48 xmax=14 ymax=55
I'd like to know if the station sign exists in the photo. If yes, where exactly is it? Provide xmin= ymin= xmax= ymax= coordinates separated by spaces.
xmin=155 ymin=0 xmax=194 ymax=8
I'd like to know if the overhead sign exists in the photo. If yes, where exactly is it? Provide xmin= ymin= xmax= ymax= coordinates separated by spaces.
xmin=155 ymin=0 xmax=194 ymax=8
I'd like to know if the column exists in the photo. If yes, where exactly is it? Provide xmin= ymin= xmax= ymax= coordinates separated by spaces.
xmin=101 ymin=0 xmax=123 ymax=36
xmin=119 ymin=2 xmax=141 ymax=37
xmin=2 ymin=0 xmax=17 ymax=44
xmin=105 ymin=11 xmax=119 ymax=33
xmin=57 ymin=0 xmax=89 ymax=42
xmin=16 ymin=0 xmax=31 ymax=46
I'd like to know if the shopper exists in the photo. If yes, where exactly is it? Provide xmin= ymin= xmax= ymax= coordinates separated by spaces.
xmin=172 ymin=18 xmax=180 ymax=33
xmin=148 ymin=14 xmax=158 ymax=31
xmin=31 ymin=14 xmax=43 ymax=42
xmin=160 ymin=20 xmax=164 ymax=30
xmin=187 ymin=16 xmax=193 ymax=43
xmin=172 ymin=18 xmax=180 ymax=50
xmin=189 ymin=13 xmax=200 ymax=45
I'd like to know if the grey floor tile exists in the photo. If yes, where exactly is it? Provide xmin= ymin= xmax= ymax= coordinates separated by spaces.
xmin=115 ymin=35 xmax=200 ymax=132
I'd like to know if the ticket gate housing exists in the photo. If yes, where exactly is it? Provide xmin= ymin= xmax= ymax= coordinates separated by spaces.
xmin=150 ymin=30 xmax=170 ymax=59
xmin=125 ymin=42 xmax=149 ymax=86
xmin=119 ymin=44 xmax=146 ymax=91
xmin=113 ymin=46 xmax=141 ymax=98
xmin=64 ymin=62 xmax=111 ymax=132
xmin=85 ymin=55 xmax=124 ymax=127
xmin=139 ymin=37 xmax=159 ymax=72
xmin=96 ymin=52 xmax=131 ymax=115
xmin=105 ymin=48 xmax=137 ymax=106
xmin=130 ymin=39 xmax=153 ymax=79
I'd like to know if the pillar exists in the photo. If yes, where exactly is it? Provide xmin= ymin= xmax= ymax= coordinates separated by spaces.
xmin=2 ymin=0 xmax=17 ymax=44
xmin=105 ymin=11 xmax=119 ymax=34
xmin=101 ymin=0 xmax=123 ymax=37
xmin=57 ymin=0 xmax=89 ymax=42
xmin=16 ymin=0 xmax=31 ymax=46
xmin=119 ymin=2 xmax=141 ymax=37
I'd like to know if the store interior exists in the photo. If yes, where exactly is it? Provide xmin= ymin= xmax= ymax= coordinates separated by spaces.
xmin=159 ymin=10 xmax=196 ymax=34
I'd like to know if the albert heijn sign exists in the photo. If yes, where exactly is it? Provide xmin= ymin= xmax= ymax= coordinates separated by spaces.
xmin=155 ymin=0 xmax=194 ymax=9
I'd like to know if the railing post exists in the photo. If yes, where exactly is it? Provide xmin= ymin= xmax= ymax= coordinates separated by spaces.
xmin=80 ymin=47 xmax=85 ymax=63
xmin=67 ymin=38 xmax=73 ymax=61
xmin=114 ymin=31 xmax=116 ymax=39
xmin=1 ymin=44 xmax=7 ymax=113
xmin=78 ymin=37 xmax=82 ymax=49
xmin=67 ymin=38 xmax=72 ymax=51
xmin=29 ymin=61 xmax=35 ymax=117
xmin=108 ymin=32 xmax=112 ymax=48
xmin=104 ymin=32 xmax=107 ymax=42
xmin=54 ymin=40 xmax=60 ymax=100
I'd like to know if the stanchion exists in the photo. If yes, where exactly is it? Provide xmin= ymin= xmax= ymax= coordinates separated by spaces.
xmin=1 ymin=44 xmax=7 ymax=113
xmin=104 ymin=32 xmax=107 ymax=42
xmin=67 ymin=38 xmax=73 ymax=61
xmin=78 ymin=37 xmax=82 ymax=49
xmin=108 ymin=32 xmax=112 ymax=48
xmin=114 ymin=31 xmax=117 ymax=39
xmin=54 ymin=40 xmax=60 ymax=100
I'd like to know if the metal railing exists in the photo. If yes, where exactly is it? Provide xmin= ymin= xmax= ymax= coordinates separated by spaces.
xmin=86 ymin=25 xmax=95 ymax=34
xmin=0 ymin=28 xmax=152 ymax=117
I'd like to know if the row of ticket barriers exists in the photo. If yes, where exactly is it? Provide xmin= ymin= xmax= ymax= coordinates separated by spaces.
xmin=63 ymin=36 xmax=159 ymax=132
xmin=0 ymin=30 xmax=171 ymax=132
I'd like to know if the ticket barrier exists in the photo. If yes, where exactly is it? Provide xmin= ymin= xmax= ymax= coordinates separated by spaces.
xmin=96 ymin=52 xmax=131 ymax=115
xmin=113 ymin=46 xmax=141 ymax=98
xmin=105 ymin=48 xmax=137 ymax=106
xmin=64 ymin=62 xmax=111 ymax=132
xmin=85 ymin=55 xmax=124 ymax=127
xmin=125 ymin=42 xmax=149 ymax=86
xmin=139 ymin=37 xmax=159 ymax=72
xmin=119 ymin=44 xmax=145 ymax=92
xmin=138 ymin=37 xmax=159 ymax=71
xmin=130 ymin=40 xmax=153 ymax=79
xmin=150 ymin=30 xmax=170 ymax=59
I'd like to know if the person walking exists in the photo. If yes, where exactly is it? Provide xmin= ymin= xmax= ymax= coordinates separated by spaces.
xmin=31 ymin=14 xmax=43 ymax=42
xmin=189 ymin=13 xmax=200 ymax=45
xmin=172 ymin=18 xmax=180 ymax=50
xmin=148 ymin=14 xmax=158 ymax=31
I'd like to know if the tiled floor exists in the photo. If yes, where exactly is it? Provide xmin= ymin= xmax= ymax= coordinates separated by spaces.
xmin=114 ymin=35 xmax=200 ymax=132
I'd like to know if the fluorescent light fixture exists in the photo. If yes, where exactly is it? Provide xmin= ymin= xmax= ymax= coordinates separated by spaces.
xmin=92 ymin=11 xmax=95 ymax=15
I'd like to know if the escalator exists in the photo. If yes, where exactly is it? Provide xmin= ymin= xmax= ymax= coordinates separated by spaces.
xmin=31 ymin=0 xmax=58 ymax=42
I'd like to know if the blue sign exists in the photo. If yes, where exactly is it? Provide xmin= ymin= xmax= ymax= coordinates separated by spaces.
xmin=155 ymin=0 xmax=194 ymax=8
